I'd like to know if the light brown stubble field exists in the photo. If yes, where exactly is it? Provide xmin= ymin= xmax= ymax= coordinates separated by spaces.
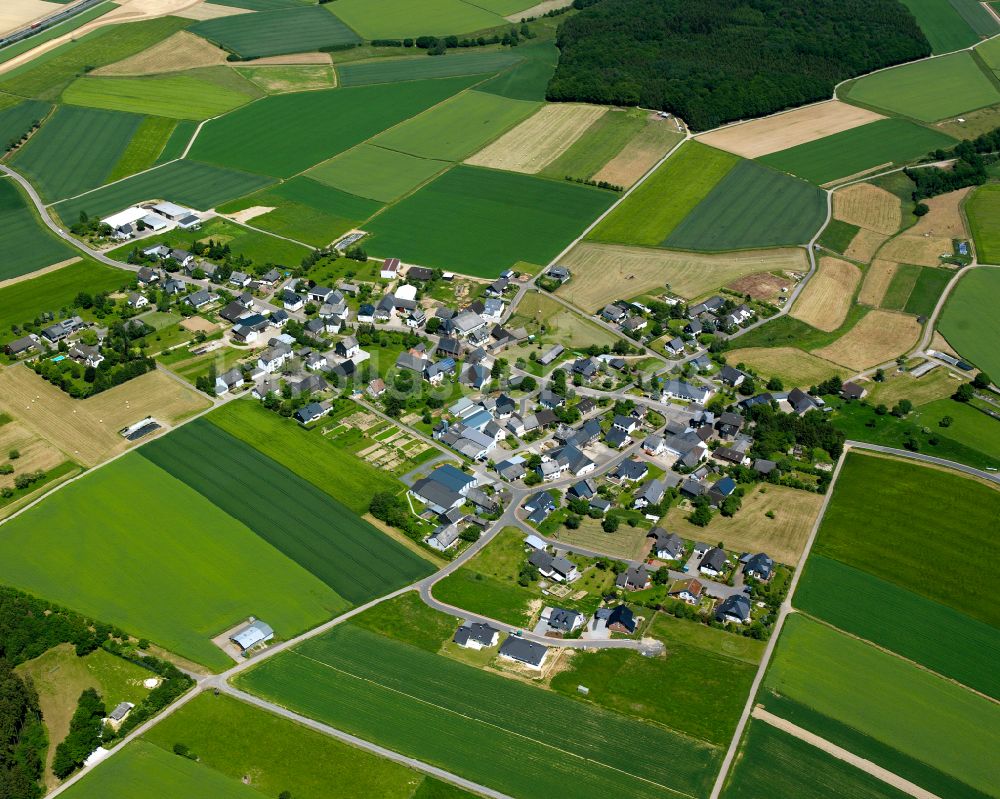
xmin=858 ymin=259 xmax=899 ymax=306
xmin=833 ymin=183 xmax=901 ymax=234
xmin=789 ymin=256 xmax=860 ymax=331
xmin=814 ymin=309 xmax=921 ymax=370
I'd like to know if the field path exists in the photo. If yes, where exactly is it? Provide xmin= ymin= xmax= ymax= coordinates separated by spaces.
xmin=750 ymin=707 xmax=943 ymax=799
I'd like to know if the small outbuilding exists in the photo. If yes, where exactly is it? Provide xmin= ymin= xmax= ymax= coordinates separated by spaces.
xmin=231 ymin=619 xmax=274 ymax=652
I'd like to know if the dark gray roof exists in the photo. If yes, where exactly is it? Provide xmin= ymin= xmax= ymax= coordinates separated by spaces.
xmin=453 ymin=622 xmax=498 ymax=647
xmin=499 ymin=636 xmax=548 ymax=666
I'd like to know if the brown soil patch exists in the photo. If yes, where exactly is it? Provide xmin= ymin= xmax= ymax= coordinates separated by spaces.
xmin=180 ymin=316 xmax=222 ymax=333
xmin=222 ymin=205 xmax=276 ymax=224
xmin=833 ymin=183 xmax=901 ymax=234
xmin=94 ymin=30 xmax=228 ymax=75
xmin=246 ymin=52 xmax=332 ymax=65
xmin=789 ymin=256 xmax=861 ymax=331
xmin=727 ymin=347 xmax=847 ymax=388
xmin=858 ymin=259 xmax=898 ymax=306
xmin=557 ymin=243 xmax=807 ymax=310
xmin=908 ymin=187 xmax=970 ymax=239
xmin=467 ymin=104 xmax=606 ymax=174
xmin=814 ymin=309 xmax=922 ymax=371
xmin=696 ymin=101 xmax=884 ymax=159
xmin=176 ymin=1 xmax=252 ymax=20
xmin=592 ymin=119 xmax=684 ymax=187
xmin=844 ymin=228 xmax=889 ymax=263
xmin=726 ymin=271 xmax=793 ymax=302
xmin=878 ymin=234 xmax=953 ymax=267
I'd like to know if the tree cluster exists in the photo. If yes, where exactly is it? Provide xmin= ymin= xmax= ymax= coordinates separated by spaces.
xmin=546 ymin=0 xmax=930 ymax=130
xmin=906 ymin=126 xmax=1000 ymax=200
xmin=52 ymin=689 xmax=106 ymax=778
xmin=747 ymin=402 xmax=845 ymax=460
xmin=0 ymin=660 xmax=44 ymax=799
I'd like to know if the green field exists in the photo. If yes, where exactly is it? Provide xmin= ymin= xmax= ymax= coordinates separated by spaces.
xmin=881 ymin=263 xmax=922 ymax=309
xmin=759 ymin=119 xmax=956 ymax=185
xmin=12 ymin=105 xmax=143 ymax=201
xmin=52 ymin=158 xmax=274 ymax=222
xmin=106 ymin=116 xmax=177 ymax=182
xmin=819 ymin=218 xmax=861 ymax=253
xmin=0 ymin=17 xmax=190 ymax=102
xmin=325 ymin=0 xmax=505 ymax=38
xmin=967 ymin=183 xmax=1000 ymax=263
xmin=141 ymin=421 xmax=432 ymax=605
xmin=337 ymin=51 xmax=522 ymax=87
xmin=814 ymin=452 xmax=1000 ymax=627
xmin=900 ymin=0 xmax=984 ymax=53
xmin=0 ymin=259 xmax=126 ymax=341
xmin=723 ymin=719 xmax=912 ymax=799
xmin=238 ymin=625 xmax=720 ymax=799
xmin=475 ymin=41 xmax=558 ymax=102
xmin=0 ymin=455 xmax=346 ymax=670
xmin=765 ymin=615 xmax=1000 ymax=797
xmin=155 ymin=119 xmax=197 ymax=164
xmin=144 ymin=693 xmax=473 ymax=799
xmin=0 ymin=2 xmax=118 ymax=67
xmin=917 ymin=396 xmax=1000 ymax=454
xmin=938 ymin=266 xmax=1000 ymax=377
xmin=665 ymin=160 xmax=827 ymax=250
xmin=372 ymin=90 xmax=539 ymax=161
xmin=842 ymin=51 xmax=1000 ymax=122
xmin=190 ymin=6 xmax=361 ymax=59
xmin=188 ymin=76 xmax=477 ymax=177
xmin=207 ymin=399 xmax=401 ymax=514
xmin=366 ymin=164 xmax=614 ymax=276
xmin=0 ymin=99 xmax=50 ymax=150
xmin=62 ymin=71 xmax=260 ymax=120
xmin=904 ymin=265 xmax=952 ymax=316
xmin=0 ymin=177 xmax=77 ymax=280
xmin=589 ymin=141 xmax=738 ymax=246
xmin=796 ymin=555 xmax=1000 ymax=698
xmin=216 ymin=176 xmax=383 ymax=246
xmin=542 ymin=108 xmax=645 ymax=180
xmin=208 ymin=0 xmax=311 ymax=8
xmin=307 ymin=143 xmax=447 ymax=203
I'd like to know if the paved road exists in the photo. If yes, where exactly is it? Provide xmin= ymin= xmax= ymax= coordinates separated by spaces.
xmin=846 ymin=440 xmax=999 ymax=483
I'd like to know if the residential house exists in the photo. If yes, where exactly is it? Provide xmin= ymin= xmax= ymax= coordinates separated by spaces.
xmin=684 ymin=318 xmax=702 ymax=336
xmin=453 ymin=623 xmax=500 ymax=650
xmin=184 ymin=290 xmax=214 ymax=310
xmin=257 ymin=343 xmax=292 ymax=373
xmin=708 ymin=476 xmax=737 ymax=507
xmin=357 ymin=303 xmax=375 ymax=324
xmin=294 ymin=401 xmax=330 ymax=425
xmin=498 ymin=637 xmax=548 ymax=670
xmin=719 ymin=365 xmax=745 ymax=387
xmin=538 ymin=390 xmax=564 ymax=410
xmin=335 ymin=336 xmax=360 ymax=360
xmin=282 ymin=290 xmax=304 ymax=311
xmin=841 ymin=381 xmax=868 ymax=400
xmin=136 ymin=266 xmax=159 ymax=286
xmin=230 ymin=271 xmax=251 ymax=288
xmin=667 ymin=578 xmax=703 ymax=605
xmin=68 ymin=343 xmax=103 ymax=368
xmin=651 ymin=530 xmax=685 ymax=560
xmin=612 ymin=415 xmax=638 ymax=434
xmin=660 ymin=379 xmax=712 ymax=404
xmin=714 ymin=446 xmax=748 ymax=466
xmin=410 ymin=477 xmax=464 ymax=515
xmin=427 ymin=525 xmax=461 ymax=552
xmin=547 ymin=266 xmax=571 ymax=283
xmin=716 ymin=411 xmax=744 ymax=438
xmin=220 ymin=300 xmax=250 ymax=324
xmin=612 ymin=459 xmax=648 ymax=484
xmin=380 ymin=257 xmax=400 ymax=280
xmin=754 ymin=459 xmax=778 ymax=477
xmin=716 ymin=594 xmax=752 ymax=624
xmin=538 ymin=344 xmax=564 ymax=366
xmin=622 ymin=315 xmax=647 ymax=334
xmin=787 ymin=387 xmax=823 ymax=415
xmin=599 ymin=605 xmax=636 ymax=634
xmin=601 ymin=303 xmax=627 ymax=323
xmin=4 ymin=334 xmax=39 ymax=357
xmin=486 ymin=276 xmax=508 ymax=296
xmin=633 ymin=478 xmax=666 ymax=509
xmin=541 ymin=607 xmax=584 ymax=633
xmin=437 ymin=337 xmax=462 ymax=358
xmin=529 ymin=550 xmax=579 ymax=583
xmin=642 ymin=433 xmax=665 ymax=456
xmin=214 ymin=367 xmax=243 ymax=395
xmin=743 ymin=552 xmax=774 ymax=582
xmin=604 ymin=427 xmax=629 ymax=449
xmin=699 ymin=547 xmax=730 ymax=577
xmin=616 ymin=564 xmax=650 ymax=591
xmin=664 ymin=337 xmax=686 ymax=356
xmin=569 ymin=478 xmax=597 ymax=500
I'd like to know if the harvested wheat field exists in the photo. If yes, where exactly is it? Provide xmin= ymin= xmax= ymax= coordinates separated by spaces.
xmin=176 ymin=2 xmax=251 ymax=20
xmin=696 ymin=101 xmax=884 ymax=159
xmin=858 ymin=259 xmax=898 ymax=306
xmin=506 ymin=0 xmax=567 ymax=20
xmin=0 ymin=419 xmax=67 ymax=490
xmin=592 ymin=119 xmax=685 ymax=187
xmin=726 ymin=271 xmax=793 ymax=302
xmin=94 ymin=31 xmax=229 ymax=75
xmin=908 ymin=187 xmax=970 ymax=238
xmin=844 ymin=228 xmax=889 ymax=263
xmin=0 ymin=367 xmax=210 ymax=467
xmin=557 ymin=243 xmax=807 ymax=310
xmin=726 ymin=346 xmax=847 ymax=388
xmin=466 ymin=104 xmax=606 ymax=174
xmin=245 ymin=52 xmax=332 ymax=65
xmin=833 ymin=183 xmax=901 ymax=234
xmin=789 ymin=257 xmax=860 ymax=331
xmin=814 ymin=309 xmax=921 ymax=370
xmin=878 ymin=234 xmax=953 ymax=267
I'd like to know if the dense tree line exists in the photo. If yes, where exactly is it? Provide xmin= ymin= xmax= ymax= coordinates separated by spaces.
xmin=906 ymin=126 xmax=1000 ymax=199
xmin=546 ymin=0 xmax=930 ymax=130
xmin=0 ymin=660 xmax=44 ymax=799
xmin=747 ymin=402 xmax=845 ymax=460
xmin=52 ymin=689 xmax=105 ymax=779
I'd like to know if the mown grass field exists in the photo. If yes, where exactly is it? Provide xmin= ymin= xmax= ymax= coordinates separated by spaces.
xmin=52 ymin=159 xmax=274 ymax=222
xmin=842 ymin=51 xmax=1000 ymax=122
xmin=238 ymin=625 xmax=720 ymax=799
xmin=308 ymin=143 xmax=447 ymax=203
xmin=337 ymin=51 xmax=522 ymax=87
xmin=759 ymin=119 xmax=955 ymax=185
xmin=11 ymin=105 xmax=142 ymax=201
xmin=542 ymin=108 xmax=646 ymax=180
xmin=0 ymin=178 xmax=76 ymax=280
xmin=190 ymin=6 xmax=361 ymax=59
xmin=588 ymin=141 xmax=738 ymax=246
xmin=723 ymin=719 xmax=912 ymax=799
xmin=366 ymin=165 xmax=614 ymax=276
xmin=141 ymin=421 xmax=432 ymax=605
xmin=144 ymin=693 xmax=472 ymax=799
xmin=665 ymin=160 xmax=827 ymax=250
xmin=765 ymin=614 xmax=1000 ymax=797
xmin=325 ymin=0 xmax=505 ymax=39
xmin=916 ymin=396 xmax=1000 ymax=456
xmin=815 ymin=452 xmax=1000 ymax=626
xmin=371 ymin=90 xmax=539 ymax=162
xmin=796 ymin=555 xmax=1000 ymax=698
xmin=106 ymin=116 xmax=177 ymax=182
xmin=0 ymin=259 xmax=126 ymax=340
xmin=0 ymin=455 xmax=346 ymax=670
xmin=188 ymin=76 xmax=476 ymax=177
xmin=938 ymin=266 xmax=1000 ymax=377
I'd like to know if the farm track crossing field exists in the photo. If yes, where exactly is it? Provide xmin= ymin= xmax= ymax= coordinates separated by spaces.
xmin=813 ymin=309 xmax=921 ymax=370
xmin=188 ymin=76 xmax=477 ymax=177
xmin=0 ymin=454 xmax=346 ymax=670
xmin=765 ymin=614 xmax=1000 ymax=797
xmin=664 ymin=160 xmax=827 ymax=251
xmin=323 ymin=0 xmax=506 ymax=39
xmin=900 ymin=0 xmax=985 ymax=52
xmin=789 ymin=256 xmax=860 ymax=331
xmin=190 ymin=6 xmax=361 ymax=59
xmin=966 ymin=182 xmax=1000 ymax=262
xmin=336 ymin=51 xmax=522 ymax=87
xmin=238 ymin=625 xmax=720 ymax=799
xmin=365 ymin=165 xmax=615 ymax=277
xmin=0 ymin=177 xmax=76 ymax=280
xmin=842 ymin=51 xmax=1000 ymax=122
xmin=12 ymin=104 xmax=142 ymax=201
xmin=141 ymin=421 xmax=433 ymax=605
xmin=814 ymin=452 xmax=1000 ymax=627
xmin=722 ymin=719 xmax=912 ymax=799
xmin=758 ymin=119 xmax=955 ymax=185
xmin=796 ymin=555 xmax=1000 ymax=698
xmin=937 ymin=267 xmax=1000 ymax=377
xmin=52 ymin=159 xmax=275 ymax=223
xmin=307 ymin=144 xmax=447 ymax=203
xmin=833 ymin=183 xmax=902 ymax=235
xmin=372 ymin=90 xmax=540 ymax=162
xmin=588 ymin=141 xmax=738 ymax=247
xmin=106 ymin=115 xmax=177 ymax=182
xmin=156 ymin=119 xmax=197 ymax=163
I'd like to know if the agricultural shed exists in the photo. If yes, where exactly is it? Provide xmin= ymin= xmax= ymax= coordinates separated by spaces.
xmin=231 ymin=619 xmax=274 ymax=651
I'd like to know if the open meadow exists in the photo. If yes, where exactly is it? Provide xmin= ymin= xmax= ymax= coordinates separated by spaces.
xmin=307 ymin=143 xmax=446 ymax=203
xmin=901 ymin=0 xmax=995 ymax=52
xmin=510 ymin=291 xmax=619 ymax=348
xmin=336 ymin=51 xmax=522 ymax=87
xmin=234 ymin=64 xmax=337 ymax=93
xmin=322 ymin=0 xmax=507 ymax=39
xmin=966 ymin=182 xmax=1000 ymax=262
xmin=0 ymin=178 xmax=76 ymax=280
xmin=106 ymin=116 xmax=178 ymax=182
xmin=540 ymin=106 xmax=646 ymax=180
xmin=725 ymin=347 xmax=847 ymax=389
xmin=590 ymin=115 xmax=684 ymax=187
xmin=789 ymin=257 xmax=860 ymax=332
xmin=937 ymin=266 xmax=1000 ymax=377
xmin=190 ymin=6 xmax=361 ymax=59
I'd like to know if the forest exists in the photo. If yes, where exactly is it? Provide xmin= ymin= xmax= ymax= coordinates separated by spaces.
xmin=546 ymin=0 xmax=931 ymax=130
